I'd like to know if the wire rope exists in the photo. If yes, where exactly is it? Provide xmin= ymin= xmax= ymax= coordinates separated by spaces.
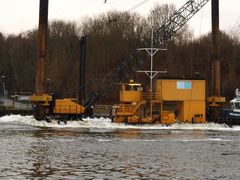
xmin=129 ymin=0 xmax=151 ymax=12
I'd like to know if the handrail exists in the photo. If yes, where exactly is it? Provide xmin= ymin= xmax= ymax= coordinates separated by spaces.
xmin=118 ymin=104 xmax=135 ymax=113
xmin=142 ymin=92 xmax=161 ymax=100
xmin=117 ymin=91 xmax=162 ymax=114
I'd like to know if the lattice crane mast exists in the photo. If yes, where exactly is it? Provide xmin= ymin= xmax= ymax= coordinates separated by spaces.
xmin=231 ymin=16 xmax=240 ymax=41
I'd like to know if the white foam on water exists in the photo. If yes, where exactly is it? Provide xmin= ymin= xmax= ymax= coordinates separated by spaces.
xmin=207 ymin=138 xmax=234 ymax=141
xmin=98 ymin=139 xmax=113 ymax=142
xmin=178 ymin=138 xmax=235 ymax=142
xmin=0 ymin=115 xmax=240 ymax=131
xmin=0 ymin=114 xmax=24 ymax=123
xmin=99 ymin=138 xmax=238 ymax=142
xmin=121 ymin=139 xmax=164 ymax=142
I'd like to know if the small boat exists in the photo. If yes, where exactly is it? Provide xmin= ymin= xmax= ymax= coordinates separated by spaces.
xmin=222 ymin=88 xmax=240 ymax=125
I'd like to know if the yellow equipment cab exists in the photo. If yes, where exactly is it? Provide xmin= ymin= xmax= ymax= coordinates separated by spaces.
xmin=111 ymin=80 xmax=174 ymax=124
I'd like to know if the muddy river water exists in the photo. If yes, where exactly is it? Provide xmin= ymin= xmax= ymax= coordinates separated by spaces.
xmin=0 ymin=115 xmax=240 ymax=179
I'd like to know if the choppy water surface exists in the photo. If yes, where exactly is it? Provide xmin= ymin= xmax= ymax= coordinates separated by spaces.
xmin=0 ymin=115 xmax=240 ymax=179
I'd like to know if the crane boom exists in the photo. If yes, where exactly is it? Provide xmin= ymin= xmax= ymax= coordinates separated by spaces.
xmin=155 ymin=0 xmax=210 ymax=46
xmin=85 ymin=0 xmax=210 ymax=109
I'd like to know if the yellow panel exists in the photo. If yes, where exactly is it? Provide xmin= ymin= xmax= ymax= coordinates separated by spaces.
xmin=54 ymin=99 xmax=85 ymax=114
xmin=161 ymin=111 xmax=175 ymax=125
xmin=181 ymin=101 xmax=206 ymax=123
xmin=120 ymin=91 xmax=142 ymax=102
xmin=29 ymin=94 xmax=52 ymax=102
xmin=155 ymin=79 xmax=205 ymax=101
xmin=29 ymin=94 xmax=52 ymax=106
xmin=155 ymin=79 xmax=206 ymax=124
xmin=207 ymin=96 xmax=226 ymax=107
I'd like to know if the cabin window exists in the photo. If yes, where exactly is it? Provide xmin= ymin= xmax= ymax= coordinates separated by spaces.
xmin=177 ymin=81 xmax=192 ymax=89
xmin=235 ymin=102 xmax=240 ymax=109
xmin=124 ymin=85 xmax=142 ymax=91
xmin=125 ymin=85 xmax=131 ymax=91
xmin=132 ymin=85 xmax=139 ymax=91
xmin=137 ymin=87 xmax=143 ymax=91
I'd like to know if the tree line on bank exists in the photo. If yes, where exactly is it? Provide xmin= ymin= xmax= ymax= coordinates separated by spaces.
xmin=0 ymin=4 xmax=240 ymax=104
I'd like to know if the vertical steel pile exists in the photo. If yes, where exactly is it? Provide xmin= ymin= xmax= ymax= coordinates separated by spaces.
xmin=211 ymin=0 xmax=220 ymax=97
xmin=36 ymin=0 xmax=48 ymax=95
xmin=79 ymin=36 xmax=87 ymax=105
xmin=208 ymin=0 xmax=225 ymax=122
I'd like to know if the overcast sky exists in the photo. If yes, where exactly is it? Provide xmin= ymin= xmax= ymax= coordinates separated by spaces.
xmin=0 ymin=0 xmax=239 ymax=37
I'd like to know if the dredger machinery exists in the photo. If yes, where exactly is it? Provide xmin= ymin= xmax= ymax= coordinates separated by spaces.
xmin=111 ymin=79 xmax=206 ymax=125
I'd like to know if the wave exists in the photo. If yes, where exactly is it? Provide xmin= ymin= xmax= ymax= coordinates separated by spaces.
xmin=112 ymin=138 xmax=236 ymax=142
xmin=0 ymin=115 xmax=240 ymax=131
